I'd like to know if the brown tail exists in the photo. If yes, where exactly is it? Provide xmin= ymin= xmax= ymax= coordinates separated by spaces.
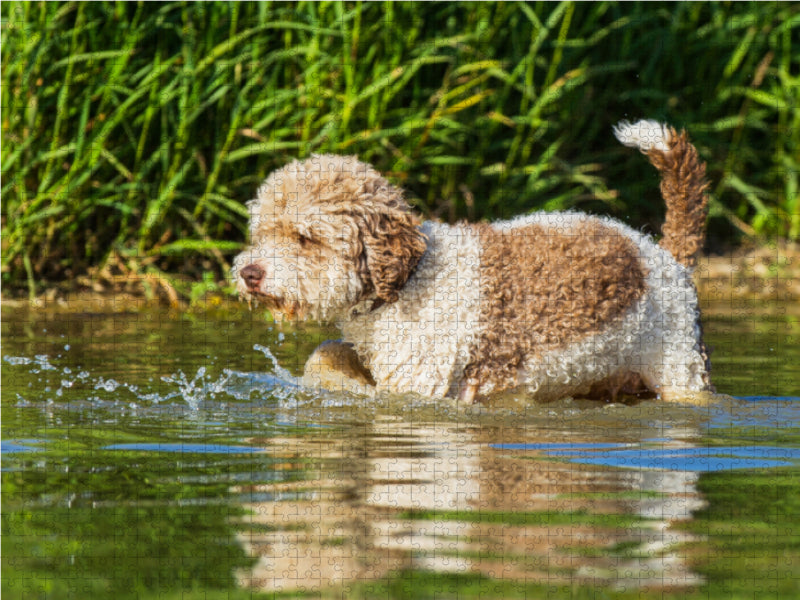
xmin=614 ymin=120 xmax=709 ymax=269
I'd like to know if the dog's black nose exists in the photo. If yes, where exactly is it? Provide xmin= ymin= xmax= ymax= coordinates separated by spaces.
xmin=240 ymin=264 xmax=265 ymax=289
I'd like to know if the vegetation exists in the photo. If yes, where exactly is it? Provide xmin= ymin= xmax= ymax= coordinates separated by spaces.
xmin=2 ymin=2 xmax=798 ymax=299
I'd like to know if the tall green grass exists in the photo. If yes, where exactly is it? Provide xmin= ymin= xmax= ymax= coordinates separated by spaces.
xmin=2 ymin=2 xmax=798 ymax=298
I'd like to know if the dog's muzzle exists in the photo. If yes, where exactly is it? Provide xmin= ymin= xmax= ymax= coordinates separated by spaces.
xmin=236 ymin=263 xmax=304 ymax=319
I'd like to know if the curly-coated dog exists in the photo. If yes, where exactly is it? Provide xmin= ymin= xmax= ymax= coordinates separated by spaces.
xmin=233 ymin=120 xmax=713 ymax=403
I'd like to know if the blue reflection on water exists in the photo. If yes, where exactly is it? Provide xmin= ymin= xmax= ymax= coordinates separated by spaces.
xmin=492 ymin=443 xmax=800 ymax=472
xmin=1 ymin=440 xmax=46 ymax=454
xmin=738 ymin=396 xmax=800 ymax=402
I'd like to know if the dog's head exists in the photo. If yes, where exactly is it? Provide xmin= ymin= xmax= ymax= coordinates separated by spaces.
xmin=232 ymin=154 xmax=427 ymax=321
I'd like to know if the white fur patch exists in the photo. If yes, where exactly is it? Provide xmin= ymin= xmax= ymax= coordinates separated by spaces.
xmin=341 ymin=221 xmax=483 ymax=398
xmin=613 ymin=119 xmax=672 ymax=153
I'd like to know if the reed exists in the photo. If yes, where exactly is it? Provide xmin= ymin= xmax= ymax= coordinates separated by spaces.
xmin=2 ymin=2 xmax=797 ymax=298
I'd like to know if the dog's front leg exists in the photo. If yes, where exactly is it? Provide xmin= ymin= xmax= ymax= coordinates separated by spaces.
xmin=302 ymin=340 xmax=376 ymax=396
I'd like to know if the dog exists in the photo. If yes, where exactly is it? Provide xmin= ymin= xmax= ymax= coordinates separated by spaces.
xmin=233 ymin=120 xmax=712 ymax=403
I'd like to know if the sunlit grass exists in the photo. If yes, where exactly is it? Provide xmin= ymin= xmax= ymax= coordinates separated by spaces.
xmin=2 ymin=2 xmax=797 ymax=299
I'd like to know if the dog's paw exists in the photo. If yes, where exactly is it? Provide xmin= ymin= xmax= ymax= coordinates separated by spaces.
xmin=302 ymin=339 xmax=376 ymax=396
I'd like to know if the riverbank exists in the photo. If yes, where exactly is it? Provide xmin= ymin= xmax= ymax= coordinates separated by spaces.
xmin=695 ymin=242 xmax=800 ymax=311
xmin=3 ymin=244 xmax=799 ymax=314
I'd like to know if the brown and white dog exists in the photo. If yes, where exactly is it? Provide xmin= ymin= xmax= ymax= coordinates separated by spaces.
xmin=233 ymin=120 xmax=712 ymax=403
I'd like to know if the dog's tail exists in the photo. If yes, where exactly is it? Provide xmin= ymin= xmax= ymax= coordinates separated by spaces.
xmin=613 ymin=119 xmax=709 ymax=269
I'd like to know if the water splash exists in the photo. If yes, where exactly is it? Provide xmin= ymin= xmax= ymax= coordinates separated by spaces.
xmin=161 ymin=367 xmax=233 ymax=411
xmin=253 ymin=344 xmax=297 ymax=384
xmin=3 ymin=353 xmax=243 ymax=412
xmin=3 ymin=354 xmax=58 ymax=372
xmin=3 ymin=342 xmax=316 ymax=417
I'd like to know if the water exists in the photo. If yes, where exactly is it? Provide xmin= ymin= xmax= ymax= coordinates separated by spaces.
xmin=2 ymin=300 xmax=799 ymax=599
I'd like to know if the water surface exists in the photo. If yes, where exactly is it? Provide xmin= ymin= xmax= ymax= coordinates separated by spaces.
xmin=2 ymin=299 xmax=799 ymax=598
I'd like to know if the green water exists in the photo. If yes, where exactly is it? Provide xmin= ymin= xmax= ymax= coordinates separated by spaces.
xmin=2 ymin=300 xmax=799 ymax=599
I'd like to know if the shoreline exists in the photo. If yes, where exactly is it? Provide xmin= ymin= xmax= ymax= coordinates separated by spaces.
xmin=694 ymin=242 xmax=800 ymax=307
xmin=3 ymin=244 xmax=799 ymax=314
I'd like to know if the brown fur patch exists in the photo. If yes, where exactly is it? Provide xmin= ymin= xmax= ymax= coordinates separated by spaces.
xmin=647 ymin=130 xmax=710 ymax=270
xmin=463 ymin=220 xmax=648 ymax=391
xmin=359 ymin=208 xmax=428 ymax=303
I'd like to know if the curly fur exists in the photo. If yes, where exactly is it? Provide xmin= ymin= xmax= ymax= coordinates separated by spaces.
xmin=232 ymin=155 xmax=426 ymax=322
xmin=613 ymin=120 xmax=709 ymax=269
xmin=234 ymin=120 xmax=712 ymax=402
xmin=462 ymin=219 xmax=648 ymax=392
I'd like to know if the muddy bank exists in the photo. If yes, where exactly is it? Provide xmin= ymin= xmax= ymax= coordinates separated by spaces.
xmin=696 ymin=242 xmax=800 ymax=304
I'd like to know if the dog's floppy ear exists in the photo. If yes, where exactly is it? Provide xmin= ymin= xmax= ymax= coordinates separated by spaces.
xmin=351 ymin=191 xmax=427 ymax=304
xmin=363 ymin=209 xmax=427 ymax=303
